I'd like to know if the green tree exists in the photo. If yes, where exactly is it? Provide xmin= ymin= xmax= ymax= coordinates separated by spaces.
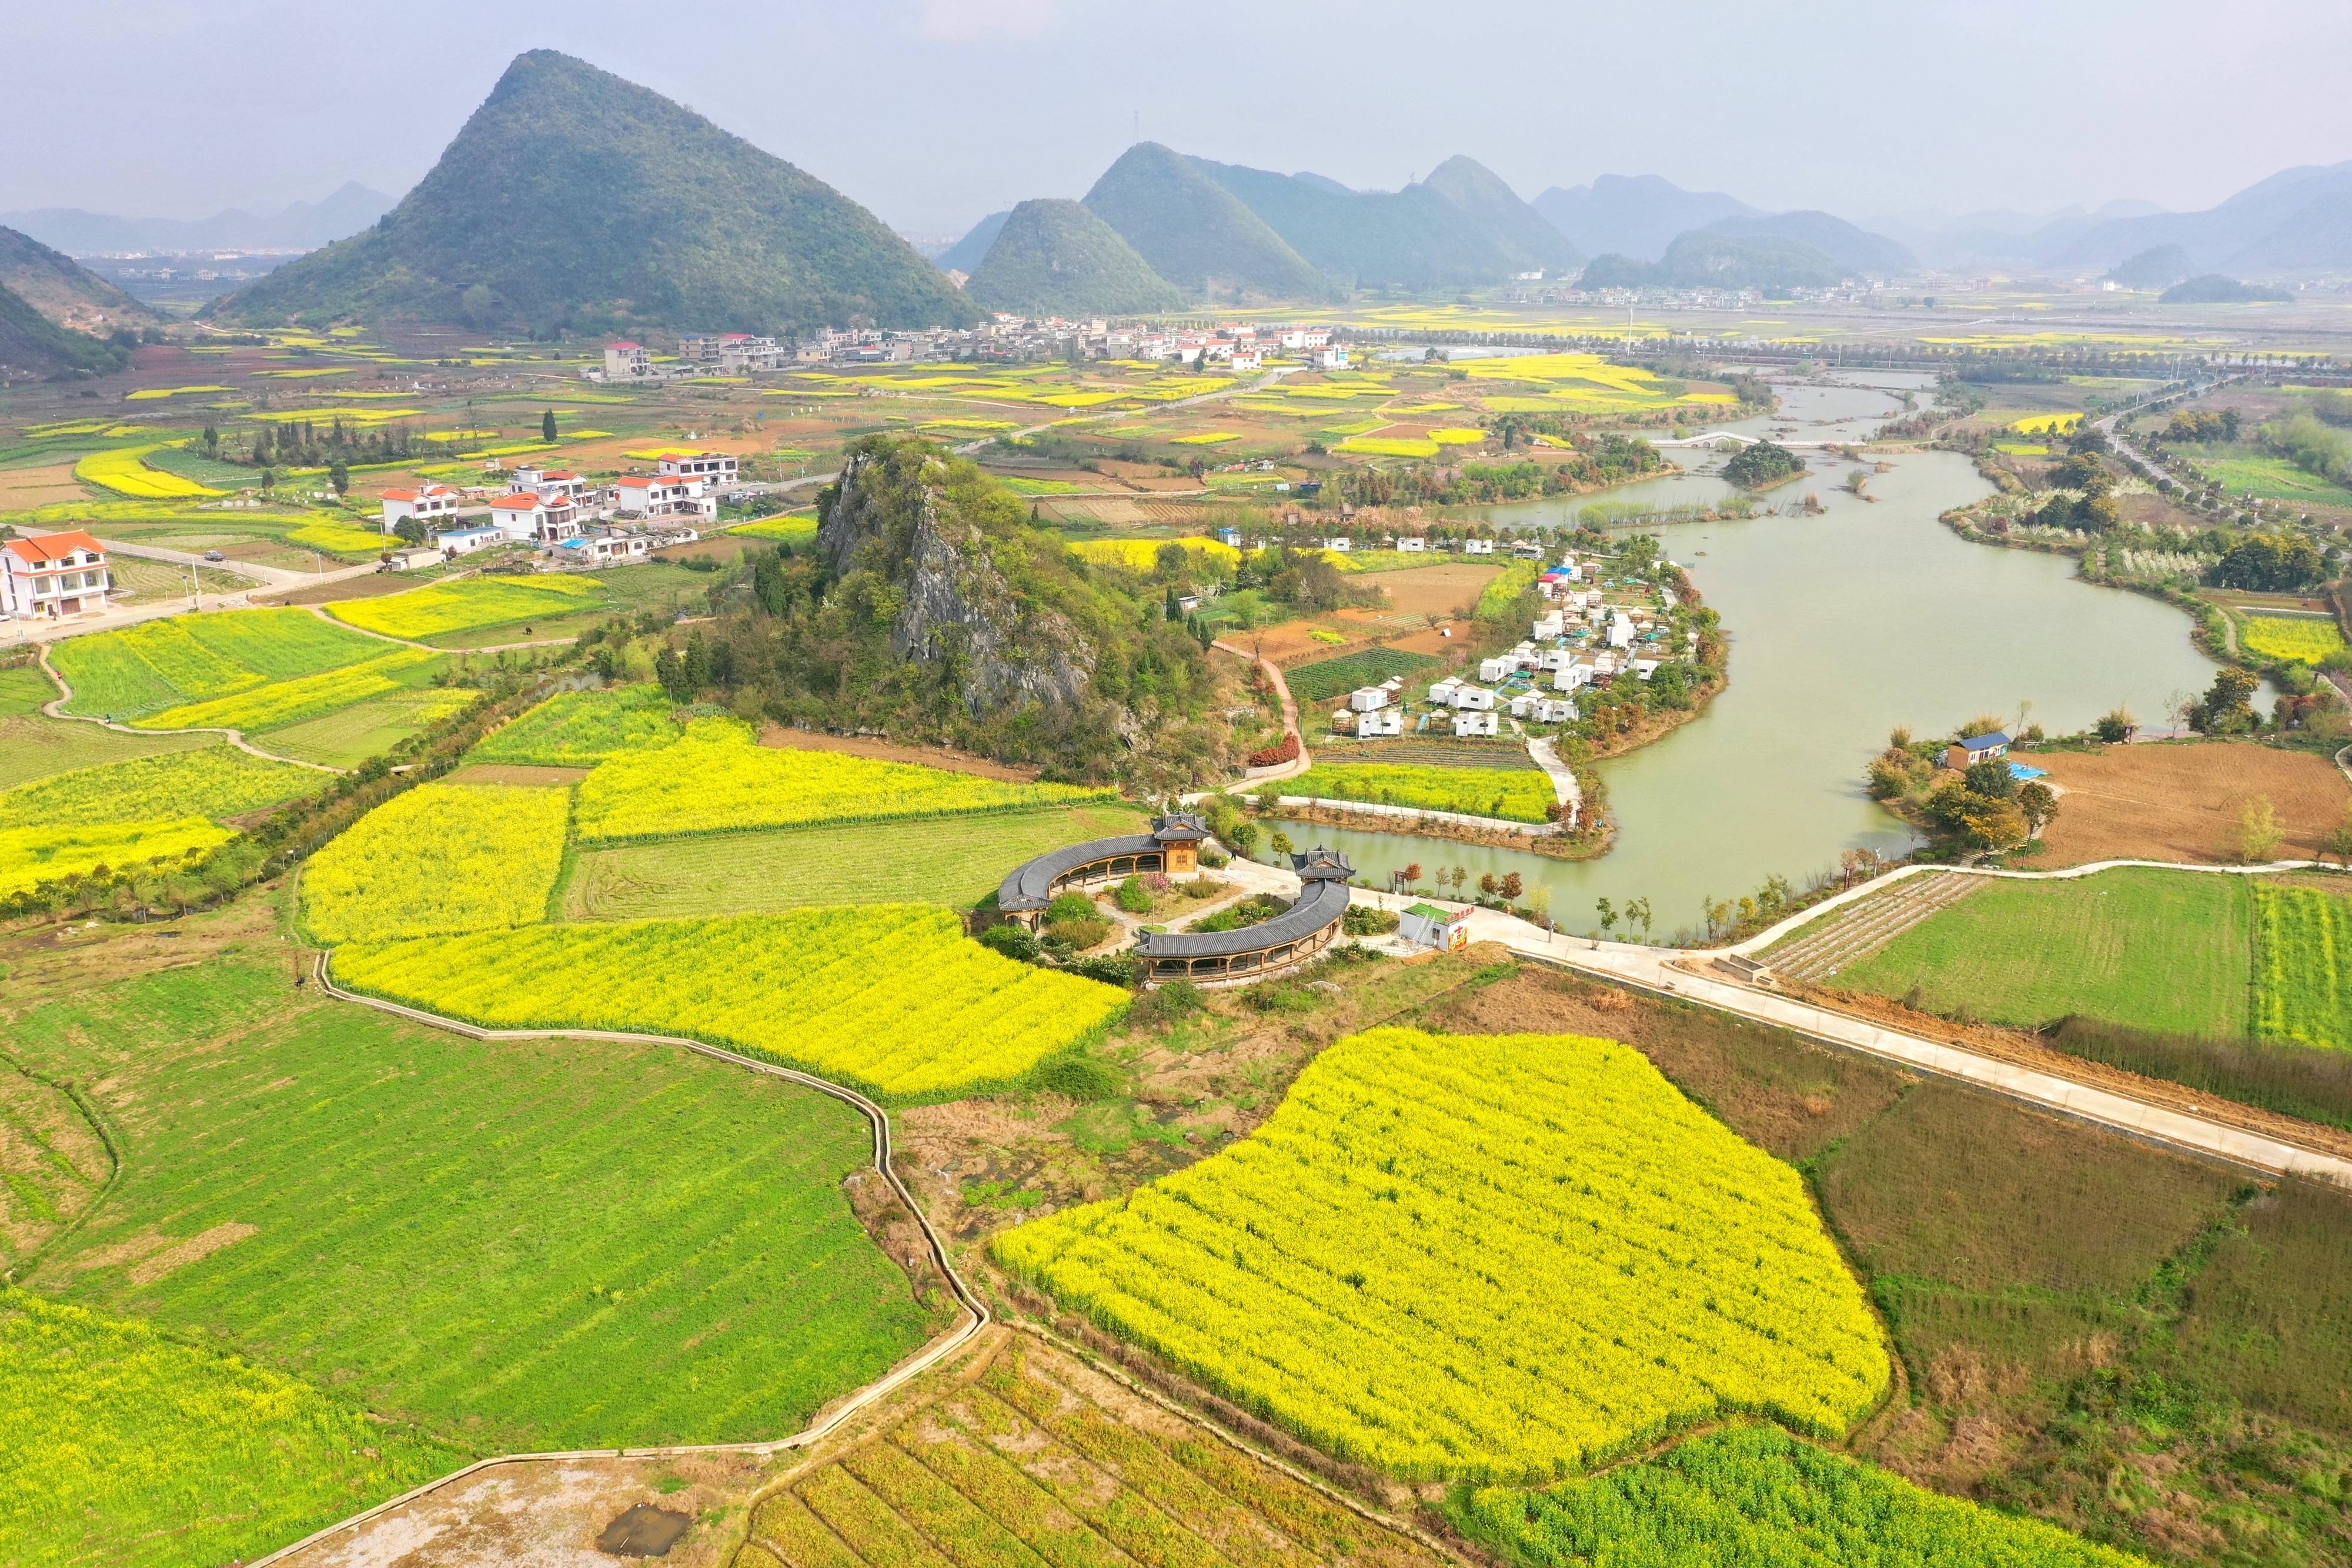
xmin=2190 ymin=666 xmax=2261 ymax=734
xmin=328 ymin=458 xmax=350 ymax=496
xmin=2327 ymin=807 xmax=2352 ymax=867
xmin=2094 ymin=707 xmax=2135 ymax=743
xmin=1269 ymin=827 xmax=1294 ymax=857
xmin=1625 ymin=897 xmax=1652 ymax=941
xmin=2017 ymin=780 xmax=2059 ymax=836
xmin=542 ymin=409 xmax=559 ymax=443
xmin=2238 ymin=795 xmax=2284 ymax=864
xmin=1595 ymin=897 xmax=1618 ymax=940
xmin=1963 ymin=758 xmax=2017 ymax=800
xmin=393 ymin=517 xmax=429 ymax=547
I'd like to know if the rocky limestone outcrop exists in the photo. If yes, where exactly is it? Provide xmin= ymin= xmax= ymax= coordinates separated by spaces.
xmin=818 ymin=447 xmax=1094 ymax=717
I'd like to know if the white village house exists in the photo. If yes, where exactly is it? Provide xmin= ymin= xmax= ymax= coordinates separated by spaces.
xmin=1 ymin=530 xmax=112 ymax=620
xmin=379 ymin=483 xmax=463 ymax=536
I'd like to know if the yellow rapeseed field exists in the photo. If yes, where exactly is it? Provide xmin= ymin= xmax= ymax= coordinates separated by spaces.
xmin=303 ymin=781 xmax=573 ymax=942
xmin=993 ymin=1028 xmax=1889 ymax=1481
xmin=1068 ymin=537 xmax=1242 ymax=570
xmin=74 ymin=446 xmax=222 ymax=499
xmin=572 ymin=718 xmax=1117 ymax=842
xmin=332 ymin=907 xmax=1128 ymax=1101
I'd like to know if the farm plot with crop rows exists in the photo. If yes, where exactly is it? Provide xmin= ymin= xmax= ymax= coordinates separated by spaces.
xmin=572 ymin=718 xmax=1117 ymax=843
xmin=2253 ymin=884 xmax=2352 ymax=1049
xmin=53 ymin=606 xmax=388 ymax=721
xmin=1285 ymin=647 xmax=1442 ymax=704
xmin=1454 ymin=1423 xmax=2144 ymax=1567
xmin=992 ymin=1028 xmax=1888 ymax=1481
xmin=302 ymin=781 xmax=572 ymax=942
xmin=325 ymin=574 xmax=603 ymax=640
xmin=729 ymin=1336 xmax=1446 ymax=1568
xmin=1287 ymin=761 xmax=1557 ymax=823
xmin=470 ymin=682 xmax=685 ymax=767
xmin=331 ymin=906 xmax=1128 ymax=1101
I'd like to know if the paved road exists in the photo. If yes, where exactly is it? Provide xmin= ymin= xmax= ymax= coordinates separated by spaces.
xmin=8 ymin=540 xmax=380 ymax=647
xmin=1341 ymin=861 xmax=2352 ymax=1190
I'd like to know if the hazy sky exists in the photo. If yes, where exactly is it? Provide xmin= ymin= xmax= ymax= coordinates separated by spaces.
xmin=8 ymin=0 xmax=2348 ymax=235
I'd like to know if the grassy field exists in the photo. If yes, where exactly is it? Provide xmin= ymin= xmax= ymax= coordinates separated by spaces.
xmin=1834 ymin=870 xmax=2254 ymax=1036
xmin=0 ymin=1293 xmax=462 ymax=1568
xmin=2193 ymin=453 xmax=2352 ymax=507
xmin=995 ymin=1028 xmax=1886 ymax=1480
xmin=6 ymin=934 xmax=947 ymax=1466
xmin=565 ymin=804 xmax=1147 ymax=920
xmin=258 ymin=685 xmax=478 ymax=768
xmin=141 ymin=647 xmax=447 ymax=734
xmin=0 ymin=663 xmax=209 ymax=792
xmin=730 ymin=1334 xmax=1448 ymax=1568
xmin=1287 ymin=760 xmax=1558 ymax=824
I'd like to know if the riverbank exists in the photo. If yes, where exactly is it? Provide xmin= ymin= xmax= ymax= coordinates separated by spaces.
xmin=1265 ymin=797 xmax=1616 ymax=861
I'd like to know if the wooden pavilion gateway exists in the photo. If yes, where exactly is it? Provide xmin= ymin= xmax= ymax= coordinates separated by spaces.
xmin=1134 ymin=846 xmax=1355 ymax=987
xmin=995 ymin=813 xmax=1209 ymax=930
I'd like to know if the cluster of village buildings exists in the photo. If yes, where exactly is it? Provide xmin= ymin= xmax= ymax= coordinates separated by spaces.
xmin=590 ymin=319 xmax=1348 ymax=383
xmin=1328 ymin=556 xmax=1690 ymax=740
xmin=376 ymin=449 xmax=738 ymax=566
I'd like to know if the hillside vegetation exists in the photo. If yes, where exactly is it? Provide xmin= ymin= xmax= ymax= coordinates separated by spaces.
xmin=0 ymin=224 xmax=156 ymax=327
xmin=1581 ymin=230 xmax=1844 ymax=292
xmin=208 ymin=49 xmax=978 ymax=336
xmin=1083 ymin=142 xmax=1326 ymax=302
xmin=965 ymin=198 xmax=1185 ymax=317
xmin=0 ymin=280 xmax=128 ymax=378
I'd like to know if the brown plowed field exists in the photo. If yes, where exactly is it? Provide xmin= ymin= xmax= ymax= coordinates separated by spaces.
xmin=2029 ymin=740 xmax=2347 ymax=867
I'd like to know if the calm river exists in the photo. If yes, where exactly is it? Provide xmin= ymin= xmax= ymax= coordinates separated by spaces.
xmin=1252 ymin=375 xmax=2241 ymax=941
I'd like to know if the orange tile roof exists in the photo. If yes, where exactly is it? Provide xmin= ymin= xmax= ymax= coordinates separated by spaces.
xmin=490 ymin=494 xmax=542 ymax=509
xmin=6 ymin=529 xmax=105 ymax=564
xmin=380 ymin=489 xmax=419 ymax=502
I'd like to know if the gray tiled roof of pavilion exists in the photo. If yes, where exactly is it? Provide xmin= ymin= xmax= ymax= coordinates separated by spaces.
xmin=1133 ymin=846 xmax=1354 ymax=961
xmin=995 ymin=813 xmax=1211 ymax=914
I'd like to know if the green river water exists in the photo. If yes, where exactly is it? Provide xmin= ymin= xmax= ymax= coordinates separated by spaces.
xmin=1252 ymin=409 xmax=2239 ymax=941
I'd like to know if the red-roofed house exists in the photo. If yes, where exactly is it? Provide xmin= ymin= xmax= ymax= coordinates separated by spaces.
xmin=603 ymin=342 xmax=652 ymax=380
xmin=379 ymin=483 xmax=462 ymax=536
xmin=2 ymin=530 xmax=112 ymax=620
xmin=512 ymin=465 xmax=587 ymax=504
xmin=488 ymin=492 xmax=580 ymax=544
xmin=613 ymin=474 xmax=691 ymax=518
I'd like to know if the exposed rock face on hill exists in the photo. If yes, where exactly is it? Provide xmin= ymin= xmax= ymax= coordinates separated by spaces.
xmin=818 ymin=442 xmax=1092 ymax=717
xmin=209 ymin=49 xmax=978 ymax=337
xmin=965 ymin=199 xmax=1184 ymax=318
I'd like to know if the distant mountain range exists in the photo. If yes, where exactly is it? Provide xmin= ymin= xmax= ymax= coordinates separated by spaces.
xmin=2046 ymin=161 xmax=2352 ymax=274
xmin=1532 ymin=175 xmax=1759 ymax=262
xmin=1 ymin=183 xmax=394 ymax=256
xmin=1580 ymin=232 xmax=1846 ymax=294
xmin=208 ymin=50 xmax=978 ymax=336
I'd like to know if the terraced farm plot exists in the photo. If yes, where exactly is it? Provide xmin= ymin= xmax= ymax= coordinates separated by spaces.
xmin=993 ymin=1028 xmax=1889 ymax=1480
xmin=0 ymin=1293 xmax=462 ymax=1568
xmin=566 ymin=804 xmax=1148 ymax=920
xmin=1285 ymin=647 xmax=1442 ymax=704
xmin=731 ymin=1335 xmax=1446 ymax=1568
xmin=1454 ymin=1424 xmax=2144 ymax=1567
xmin=1287 ymin=760 xmax=1558 ymax=824
xmin=303 ymin=781 xmax=573 ymax=942
xmin=573 ymin=718 xmax=1118 ymax=844
xmin=1833 ymin=868 xmax=2253 ymax=1037
xmin=324 ymin=573 xmax=604 ymax=640
xmin=471 ymin=681 xmax=687 ymax=767
xmin=7 ymin=954 xmax=945 ymax=1470
xmin=332 ymin=906 xmax=1130 ymax=1102
xmin=52 ymin=606 xmax=390 ymax=721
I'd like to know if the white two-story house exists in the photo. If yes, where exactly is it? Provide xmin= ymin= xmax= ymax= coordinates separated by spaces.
xmin=2 ymin=530 xmax=112 ymax=620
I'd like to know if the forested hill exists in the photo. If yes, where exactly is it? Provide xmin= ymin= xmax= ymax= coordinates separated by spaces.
xmin=207 ymin=50 xmax=980 ymax=337
xmin=0 ymin=225 xmax=158 ymax=329
xmin=696 ymin=436 xmax=1223 ymax=787
xmin=1082 ymin=143 xmax=1327 ymax=303
xmin=0 ymin=282 xmax=130 ymax=380
xmin=965 ymin=200 xmax=1184 ymax=318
